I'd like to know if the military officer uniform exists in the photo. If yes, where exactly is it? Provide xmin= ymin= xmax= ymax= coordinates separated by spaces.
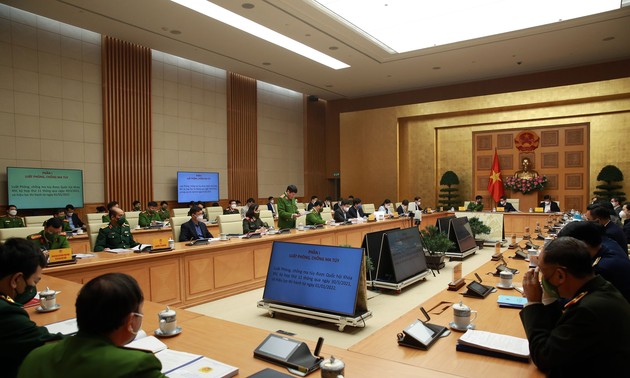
xmin=27 ymin=231 xmax=70 ymax=250
xmin=0 ymin=216 xmax=25 ymax=228
xmin=277 ymin=193 xmax=299 ymax=229
xmin=94 ymin=224 xmax=139 ymax=252
xmin=157 ymin=208 xmax=170 ymax=221
xmin=306 ymin=210 xmax=326 ymax=225
xmin=138 ymin=210 xmax=162 ymax=227
xmin=42 ymin=218 xmax=71 ymax=232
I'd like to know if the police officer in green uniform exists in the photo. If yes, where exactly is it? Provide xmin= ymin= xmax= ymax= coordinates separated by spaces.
xmin=466 ymin=195 xmax=484 ymax=212
xmin=277 ymin=185 xmax=300 ymax=229
xmin=158 ymin=201 xmax=170 ymax=221
xmin=43 ymin=210 xmax=71 ymax=232
xmin=0 ymin=204 xmax=25 ymax=228
xmin=28 ymin=218 xmax=70 ymax=250
xmin=94 ymin=208 xmax=139 ymax=252
xmin=138 ymin=201 xmax=162 ymax=227
xmin=0 ymin=238 xmax=63 ymax=378
xmin=132 ymin=200 xmax=142 ymax=212
xmin=306 ymin=201 xmax=326 ymax=226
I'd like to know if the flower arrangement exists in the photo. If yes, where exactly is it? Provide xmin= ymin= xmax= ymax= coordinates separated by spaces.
xmin=504 ymin=175 xmax=548 ymax=194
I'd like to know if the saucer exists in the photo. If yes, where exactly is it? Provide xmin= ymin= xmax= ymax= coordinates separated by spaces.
xmin=36 ymin=304 xmax=61 ymax=313
xmin=496 ymin=283 xmax=514 ymax=289
xmin=449 ymin=322 xmax=475 ymax=332
xmin=154 ymin=326 xmax=182 ymax=337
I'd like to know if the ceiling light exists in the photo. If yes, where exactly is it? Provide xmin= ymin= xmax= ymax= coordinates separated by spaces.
xmin=170 ymin=0 xmax=350 ymax=70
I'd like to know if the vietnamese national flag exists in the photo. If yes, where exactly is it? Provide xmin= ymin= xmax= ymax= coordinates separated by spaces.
xmin=487 ymin=149 xmax=504 ymax=203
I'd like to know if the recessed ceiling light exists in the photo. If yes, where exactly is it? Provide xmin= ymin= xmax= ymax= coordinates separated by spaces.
xmin=329 ymin=46 xmax=338 ymax=50
xmin=170 ymin=30 xmax=182 ymax=35
xmin=602 ymin=36 xmax=615 ymax=41
xmin=325 ymin=84 xmax=333 ymax=88
xmin=171 ymin=0 xmax=350 ymax=69
xmin=262 ymin=62 xmax=271 ymax=66
xmin=242 ymin=3 xmax=254 ymax=9
xmin=432 ymin=66 xmax=441 ymax=70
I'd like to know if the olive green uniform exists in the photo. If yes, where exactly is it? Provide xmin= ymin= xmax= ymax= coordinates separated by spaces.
xmin=93 ymin=224 xmax=139 ymax=252
xmin=27 ymin=231 xmax=70 ymax=250
xmin=277 ymin=193 xmax=299 ymax=229
xmin=0 ymin=216 xmax=25 ymax=228
xmin=306 ymin=210 xmax=325 ymax=225
xmin=42 ymin=218 xmax=71 ymax=232
xmin=466 ymin=202 xmax=483 ymax=212
xmin=138 ymin=210 xmax=162 ymax=227
xmin=101 ymin=214 xmax=110 ymax=223
xmin=242 ymin=217 xmax=268 ymax=233
xmin=157 ymin=208 xmax=170 ymax=221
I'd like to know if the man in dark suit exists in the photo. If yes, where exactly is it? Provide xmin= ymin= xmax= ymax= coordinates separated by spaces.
xmin=179 ymin=207 xmax=213 ymax=242
xmin=587 ymin=205 xmax=627 ymax=251
xmin=333 ymin=200 xmax=352 ymax=223
xmin=347 ymin=197 xmax=366 ymax=219
xmin=539 ymin=195 xmax=560 ymax=213
xmin=622 ymin=202 xmax=630 ymax=242
xmin=520 ymin=237 xmax=630 ymax=376
xmin=498 ymin=196 xmax=517 ymax=212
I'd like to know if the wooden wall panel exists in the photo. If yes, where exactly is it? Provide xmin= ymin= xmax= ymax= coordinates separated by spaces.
xmin=227 ymin=73 xmax=258 ymax=202
xmin=304 ymin=98 xmax=330 ymax=199
xmin=102 ymin=36 xmax=152 ymax=211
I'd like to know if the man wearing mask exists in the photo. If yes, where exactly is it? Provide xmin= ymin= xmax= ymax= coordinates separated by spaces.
xmin=0 ymin=205 xmax=25 ymax=228
xmin=520 ymin=237 xmax=630 ymax=376
xmin=241 ymin=198 xmax=256 ymax=218
xmin=277 ymin=185 xmax=300 ymax=229
xmin=28 ymin=218 xmax=70 ymax=250
xmin=44 ymin=209 xmax=72 ymax=232
xmin=466 ymin=195 xmax=484 ymax=212
xmin=498 ymin=196 xmax=517 ymax=212
xmin=621 ymin=202 xmax=630 ymax=242
xmin=334 ymin=200 xmax=352 ymax=223
xmin=224 ymin=200 xmax=239 ymax=215
xmin=348 ymin=198 xmax=366 ymax=219
xmin=266 ymin=196 xmax=276 ymax=217
xmin=157 ymin=201 xmax=170 ymax=221
xmin=64 ymin=204 xmax=86 ymax=230
xmin=138 ymin=201 xmax=162 ymax=227
xmin=306 ymin=201 xmax=326 ymax=226
xmin=101 ymin=201 xmax=119 ymax=223
xmin=94 ymin=208 xmax=139 ymax=252
xmin=539 ymin=195 xmax=560 ymax=213
xmin=307 ymin=196 xmax=318 ymax=211
xmin=131 ymin=200 xmax=142 ymax=212
xmin=19 ymin=273 xmax=166 ymax=378
xmin=586 ymin=205 xmax=627 ymax=251
xmin=179 ymin=207 xmax=213 ymax=242
xmin=0 ymin=238 xmax=62 ymax=378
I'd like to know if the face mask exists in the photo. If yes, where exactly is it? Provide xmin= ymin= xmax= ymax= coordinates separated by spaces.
xmin=117 ymin=216 xmax=126 ymax=226
xmin=545 ymin=201 xmax=550 ymax=205
xmin=619 ymin=210 xmax=626 ymax=219
xmin=344 ymin=207 xmax=350 ymax=212
xmin=14 ymin=277 xmax=37 ymax=305
xmin=541 ymin=276 xmax=560 ymax=299
xmin=44 ymin=231 xmax=56 ymax=241
xmin=270 ymin=200 xmax=274 ymax=204
xmin=162 ymin=206 xmax=167 ymax=210
xmin=66 ymin=212 xmax=73 ymax=216
xmin=8 ymin=209 xmax=17 ymax=216
xmin=196 ymin=215 xmax=204 ymax=222
xmin=134 ymin=205 xmax=140 ymax=210
xmin=231 ymin=204 xmax=237 ymax=209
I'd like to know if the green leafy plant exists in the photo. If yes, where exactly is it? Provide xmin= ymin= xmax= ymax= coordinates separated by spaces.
xmin=468 ymin=217 xmax=491 ymax=239
xmin=594 ymin=165 xmax=625 ymax=202
xmin=420 ymin=225 xmax=454 ymax=255
xmin=438 ymin=171 xmax=461 ymax=208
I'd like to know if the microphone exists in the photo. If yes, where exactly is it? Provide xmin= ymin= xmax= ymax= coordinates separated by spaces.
xmin=313 ymin=337 xmax=324 ymax=357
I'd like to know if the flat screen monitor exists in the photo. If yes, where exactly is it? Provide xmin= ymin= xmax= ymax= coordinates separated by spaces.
xmin=7 ymin=167 xmax=84 ymax=209
xmin=177 ymin=171 xmax=219 ymax=203
xmin=376 ymin=227 xmax=428 ymax=283
xmin=436 ymin=215 xmax=456 ymax=234
xmin=262 ymin=241 xmax=364 ymax=316
xmin=449 ymin=217 xmax=477 ymax=253
xmin=361 ymin=228 xmax=397 ymax=281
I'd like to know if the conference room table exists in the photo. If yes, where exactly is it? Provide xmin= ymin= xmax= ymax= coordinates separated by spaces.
xmin=31 ymin=274 xmax=457 ymax=377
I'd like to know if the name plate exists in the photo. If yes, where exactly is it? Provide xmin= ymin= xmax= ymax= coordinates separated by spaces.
xmin=534 ymin=207 xmax=544 ymax=213
xmin=458 ymin=206 xmax=466 ymax=211
xmin=49 ymin=248 xmax=73 ymax=263
xmin=496 ymin=207 xmax=505 ymax=212
xmin=152 ymin=238 xmax=169 ymax=249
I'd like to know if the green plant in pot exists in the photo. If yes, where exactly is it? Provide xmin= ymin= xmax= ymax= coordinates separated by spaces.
xmin=420 ymin=226 xmax=454 ymax=270
xmin=468 ymin=217 xmax=491 ymax=249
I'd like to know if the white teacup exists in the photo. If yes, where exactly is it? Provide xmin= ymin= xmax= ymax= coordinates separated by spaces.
xmin=39 ymin=287 xmax=57 ymax=309
xmin=500 ymin=270 xmax=513 ymax=287
xmin=219 ymin=233 xmax=228 ymax=240
xmin=158 ymin=306 xmax=177 ymax=334
xmin=76 ymin=229 xmax=83 ymax=235
xmin=297 ymin=224 xmax=305 ymax=231
xmin=453 ymin=302 xmax=477 ymax=329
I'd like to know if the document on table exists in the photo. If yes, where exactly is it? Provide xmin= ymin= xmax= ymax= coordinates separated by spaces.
xmin=107 ymin=248 xmax=133 ymax=254
xmin=45 ymin=318 xmax=79 ymax=336
xmin=156 ymin=349 xmax=239 ymax=378
xmin=458 ymin=330 xmax=529 ymax=359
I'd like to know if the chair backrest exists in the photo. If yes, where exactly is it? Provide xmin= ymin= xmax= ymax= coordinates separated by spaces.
xmin=25 ymin=215 xmax=53 ymax=227
xmin=463 ymin=201 xmax=471 ymax=209
xmin=172 ymin=208 xmax=190 ymax=217
xmin=217 ymin=214 xmax=244 ymax=235
xmin=362 ymin=203 xmax=375 ymax=214
xmin=170 ymin=216 xmax=190 ymax=242
xmin=259 ymin=210 xmax=274 ymax=227
xmin=296 ymin=203 xmax=305 ymax=210
xmin=87 ymin=213 xmax=104 ymax=224
xmin=321 ymin=210 xmax=333 ymax=222
xmin=0 ymin=226 xmax=44 ymax=244
xmin=87 ymin=222 xmax=108 ymax=250
xmin=206 ymin=207 xmax=223 ymax=222
xmin=395 ymin=202 xmax=402 ymax=210
xmin=125 ymin=211 xmax=140 ymax=219
xmin=505 ymin=198 xmax=520 ymax=211
xmin=294 ymin=214 xmax=306 ymax=228
xmin=126 ymin=216 xmax=139 ymax=229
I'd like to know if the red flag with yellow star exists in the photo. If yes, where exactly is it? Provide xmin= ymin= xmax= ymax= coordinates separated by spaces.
xmin=487 ymin=149 xmax=504 ymax=203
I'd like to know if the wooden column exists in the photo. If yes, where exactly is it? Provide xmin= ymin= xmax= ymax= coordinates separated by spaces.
xmin=227 ymin=72 xmax=258 ymax=202
xmin=101 ymin=36 xmax=152 ymax=210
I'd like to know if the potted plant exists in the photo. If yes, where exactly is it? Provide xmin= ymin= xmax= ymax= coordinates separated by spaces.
xmin=468 ymin=217 xmax=491 ymax=249
xmin=594 ymin=165 xmax=625 ymax=202
xmin=438 ymin=171 xmax=461 ymax=210
xmin=420 ymin=225 xmax=454 ymax=270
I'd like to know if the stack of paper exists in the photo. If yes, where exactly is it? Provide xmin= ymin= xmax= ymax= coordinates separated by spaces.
xmin=497 ymin=295 xmax=528 ymax=309
xmin=456 ymin=329 xmax=530 ymax=363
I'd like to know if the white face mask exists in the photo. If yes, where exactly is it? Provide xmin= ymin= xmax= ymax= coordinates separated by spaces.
xmin=8 ymin=209 xmax=17 ymax=216
xmin=196 ymin=215 xmax=204 ymax=222
xmin=270 ymin=200 xmax=274 ymax=204
xmin=231 ymin=204 xmax=237 ymax=209
xmin=620 ymin=210 xmax=626 ymax=219
xmin=67 ymin=212 xmax=73 ymax=216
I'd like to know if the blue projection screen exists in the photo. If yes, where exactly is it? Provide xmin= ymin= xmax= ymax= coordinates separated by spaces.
xmin=177 ymin=171 xmax=219 ymax=203
xmin=7 ymin=167 xmax=84 ymax=209
xmin=263 ymin=241 xmax=364 ymax=316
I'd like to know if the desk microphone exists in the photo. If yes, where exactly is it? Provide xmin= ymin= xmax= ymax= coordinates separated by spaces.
xmin=313 ymin=337 xmax=324 ymax=357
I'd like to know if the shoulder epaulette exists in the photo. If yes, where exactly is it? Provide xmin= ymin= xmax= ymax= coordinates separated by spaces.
xmin=280 ymin=194 xmax=286 ymax=199
xmin=564 ymin=291 xmax=588 ymax=309
xmin=29 ymin=234 xmax=40 ymax=239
